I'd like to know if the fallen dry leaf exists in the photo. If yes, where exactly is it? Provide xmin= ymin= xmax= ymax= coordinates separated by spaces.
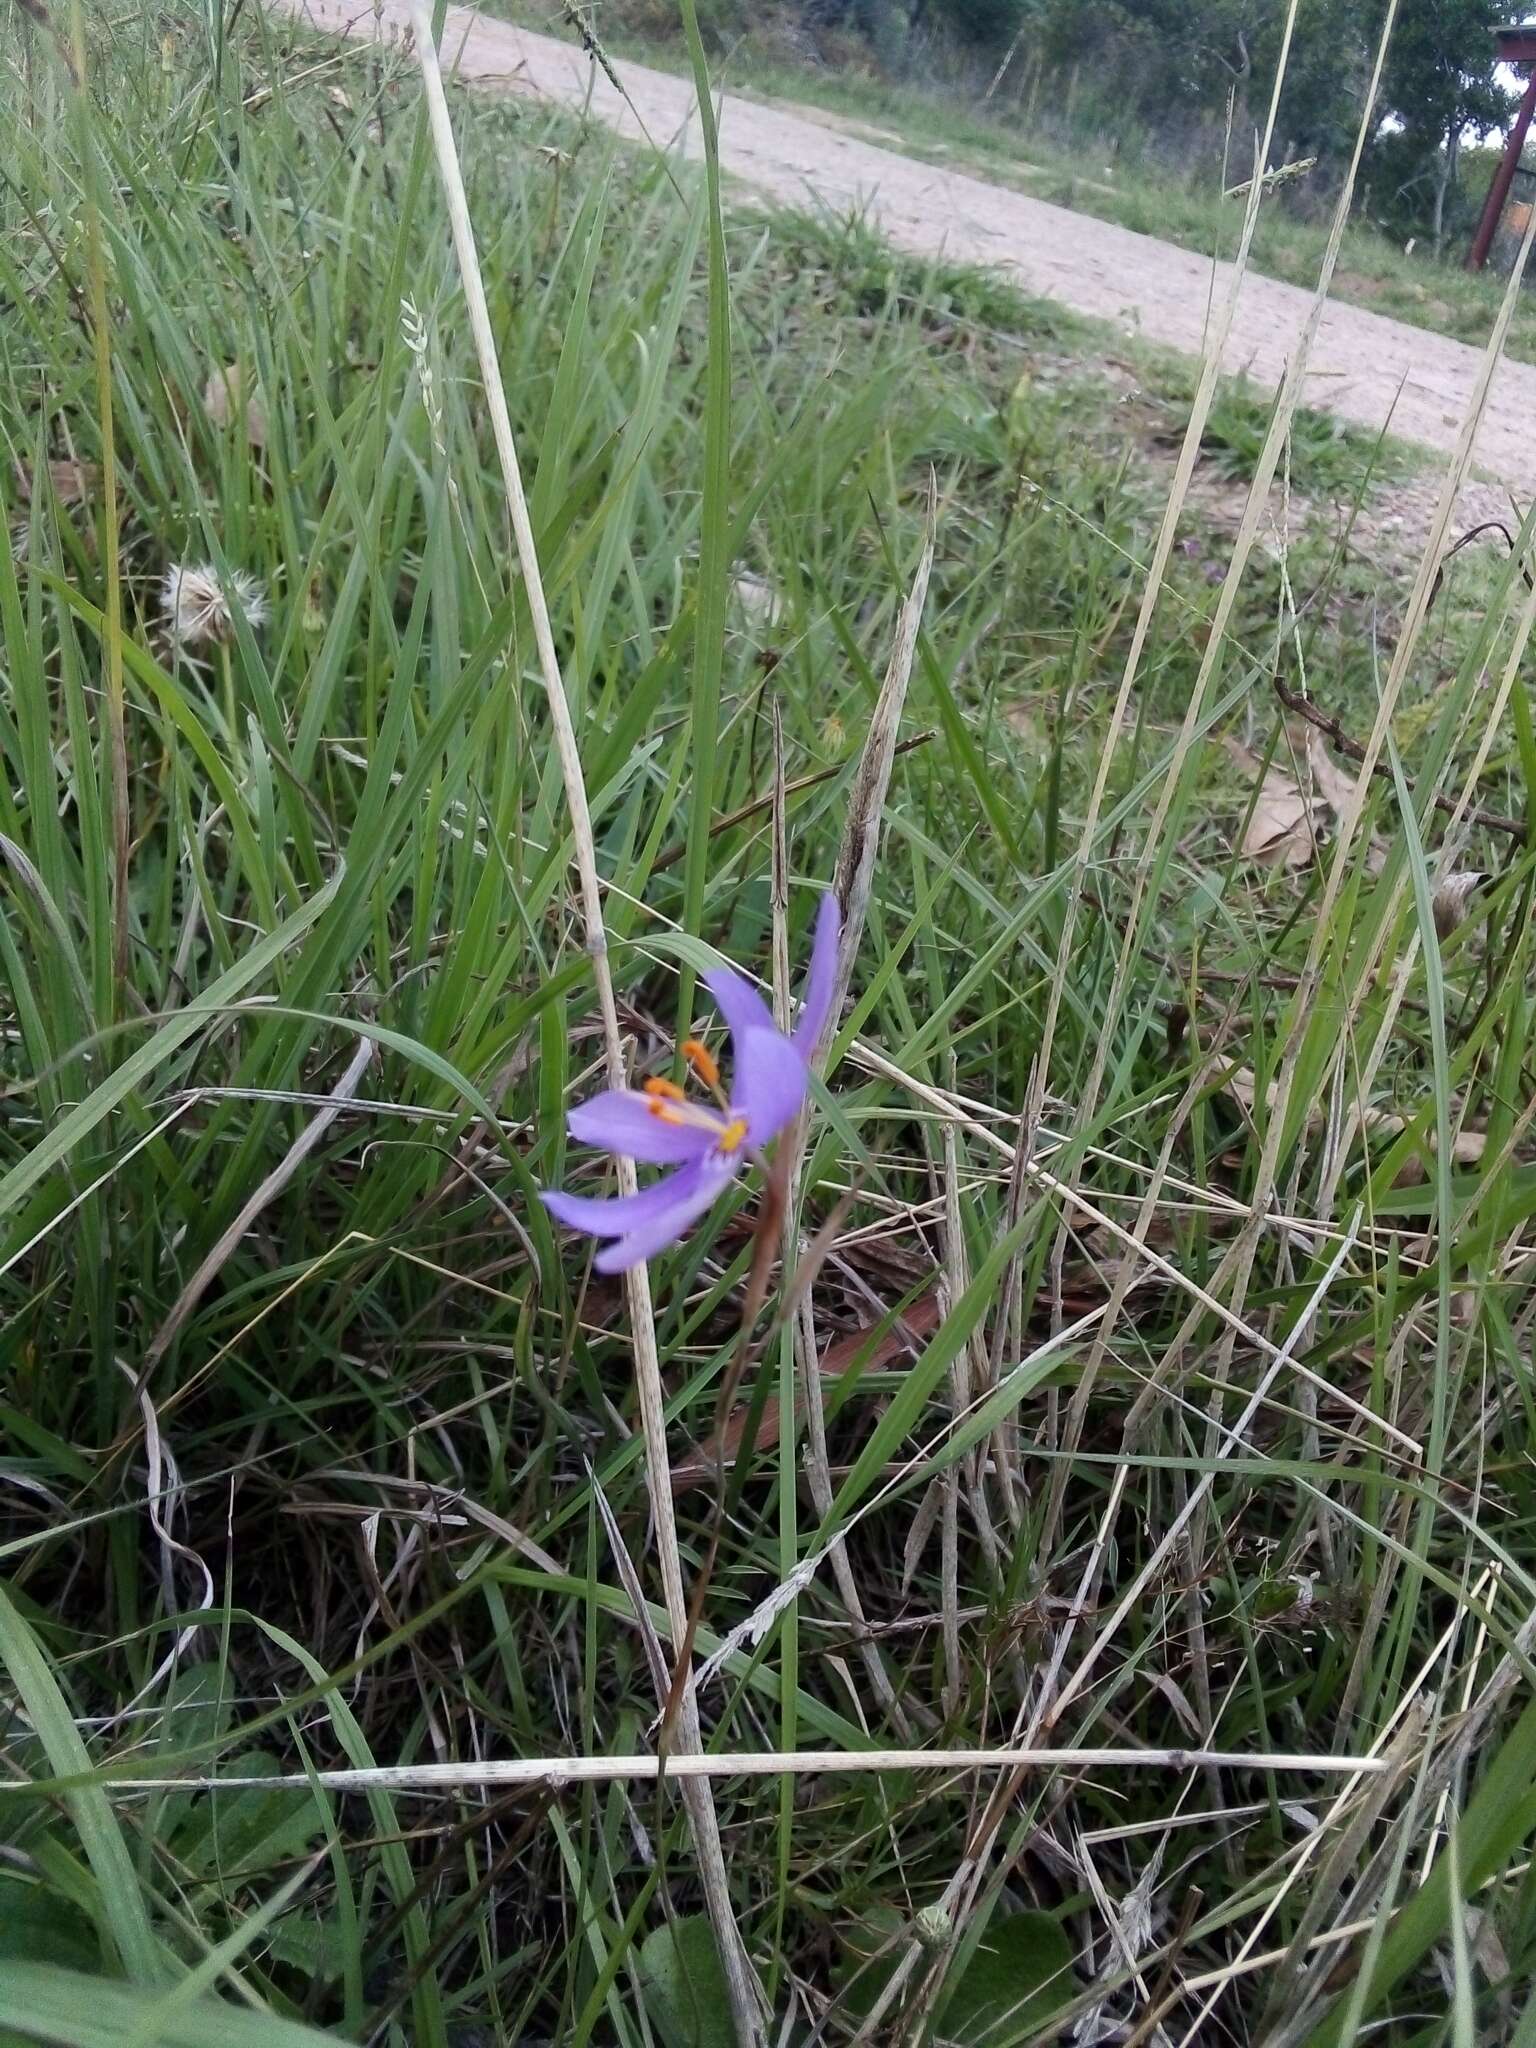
xmin=1221 ymin=1060 xmax=1488 ymax=1177
xmin=1302 ymin=729 xmax=1359 ymax=814
xmin=11 ymin=457 xmax=99 ymax=507
xmin=1225 ymin=730 xmax=1382 ymax=871
xmin=900 ymin=1473 xmax=944 ymax=1595
xmin=1432 ymin=869 xmax=1484 ymax=938
xmin=203 ymin=363 xmax=267 ymax=450
xmin=1226 ymin=735 xmax=1315 ymax=868
xmin=1378 ymin=1125 xmax=1487 ymax=1185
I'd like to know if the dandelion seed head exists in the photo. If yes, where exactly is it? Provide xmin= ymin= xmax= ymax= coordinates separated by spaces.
xmin=161 ymin=562 xmax=268 ymax=647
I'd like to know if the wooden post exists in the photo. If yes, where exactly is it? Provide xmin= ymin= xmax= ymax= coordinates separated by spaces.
xmin=1468 ymin=66 xmax=1536 ymax=271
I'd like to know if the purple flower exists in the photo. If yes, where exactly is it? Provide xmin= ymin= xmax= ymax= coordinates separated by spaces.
xmin=541 ymin=893 xmax=841 ymax=1275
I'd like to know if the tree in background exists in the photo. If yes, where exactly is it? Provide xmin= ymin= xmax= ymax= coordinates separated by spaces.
xmin=674 ymin=0 xmax=1526 ymax=252
xmin=967 ymin=0 xmax=1522 ymax=249
xmin=1372 ymin=0 xmax=1521 ymax=249
xmin=911 ymin=0 xmax=1377 ymax=176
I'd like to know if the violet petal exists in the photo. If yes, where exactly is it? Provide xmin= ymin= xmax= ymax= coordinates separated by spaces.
xmin=791 ymin=891 xmax=841 ymax=1055
xmin=593 ymin=1156 xmax=740 ymax=1273
xmin=541 ymin=1164 xmax=701 ymax=1238
xmin=733 ymin=1027 xmax=810 ymax=1147
xmin=703 ymin=961 xmax=776 ymax=1047
xmin=567 ymin=1089 xmax=715 ymax=1165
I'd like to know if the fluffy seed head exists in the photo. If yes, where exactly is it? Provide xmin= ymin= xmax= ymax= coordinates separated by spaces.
xmin=161 ymin=562 xmax=268 ymax=648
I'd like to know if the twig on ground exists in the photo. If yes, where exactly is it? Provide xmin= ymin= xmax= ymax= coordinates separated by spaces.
xmin=1425 ymin=517 xmax=1533 ymax=614
xmin=1271 ymin=669 xmax=1525 ymax=841
xmin=827 ymin=476 xmax=938 ymax=1043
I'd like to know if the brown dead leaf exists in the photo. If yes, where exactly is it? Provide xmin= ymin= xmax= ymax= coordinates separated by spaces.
xmin=1302 ymin=729 xmax=1359 ymax=814
xmin=1222 ymin=1064 xmax=1268 ymax=1123
xmin=11 ymin=457 xmax=99 ymax=507
xmin=1301 ymin=732 xmax=1390 ymax=875
xmin=1221 ymin=1060 xmax=1488 ymax=1178
xmin=1376 ymin=1124 xmax=1487 ymax=1186
xmin=1225 ymin=731 xmax=1381 ymax=871
xmin=900 ymin=1474 xmax=945 ymax=1595
xmin=203 ymin=363 xmax=267 ymax=450
xmin=1226 ymin=735 xmax=1314 ymax=868
xmin=1433 ymin=870 xmax=1484 ymax=938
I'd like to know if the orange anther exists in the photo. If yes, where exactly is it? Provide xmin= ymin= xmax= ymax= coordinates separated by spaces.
xmin=681 ymin=1038 xmax=720 ymax=1089
xmin=642 ymin=1075 xmax=686 ymax=1102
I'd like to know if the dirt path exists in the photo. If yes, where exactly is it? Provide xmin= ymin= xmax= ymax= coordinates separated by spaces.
xmin=277 ymin=0 xmax=1536 ymax=499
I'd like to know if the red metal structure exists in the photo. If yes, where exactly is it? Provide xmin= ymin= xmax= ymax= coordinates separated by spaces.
xmin=1467 ymin=23 xmax=1536 ymax=270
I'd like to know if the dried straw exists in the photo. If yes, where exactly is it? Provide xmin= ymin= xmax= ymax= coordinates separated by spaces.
xmin=403 ymin=6 xmax=763 ymax=2037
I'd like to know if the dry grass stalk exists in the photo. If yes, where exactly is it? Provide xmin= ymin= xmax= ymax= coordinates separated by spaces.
xmin=402 ymin=6 xmax=764 ymax=2036
xmin=763 ymin=496 xmax=943 ymax=1741
xmin=1186 ymin=182 xmax=1536 ymax=1484
xmin=1165 ymin=1362 xmax=1526 ymax=2036
xmin=1035 ymin=0 xmax=1401 ymax=1587
xmin=993 ymin=125 xmax=1322 ymax=1925
xmin=936 ymin=1068 xmax=1011 ymax=1695
xmin=1222 ymin=1062 xmax=1488 ymax=1169
xmin=900 ymin=1214 xmax=1364 ymax=2048
xmin=1016 ymin=91 xmax=1276 ymax=1152
xmin=65 ymin=0 xmax=130 ymax=986
xmin=771 ymin=701 xmax=911 ymax=1733
xmin=827 ymin=475 xmax=937 ymax=1042
xmin=846 ymin=1043 xmax=1420 ymax=1454
xmin=1031 ymin=0 xmax=1396 ymax=1539
xmin=1049 ymin=1216 xmax=1363 ymax=1731
xmin=1308 ymin=560 xmax=1536 ymax=1227
xmin=92 ymin=1740 xmax=1391 ymax=1796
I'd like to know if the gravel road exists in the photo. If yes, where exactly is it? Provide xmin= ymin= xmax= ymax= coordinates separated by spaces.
xmin=274 ymin=0 xmax=1536 ymax=498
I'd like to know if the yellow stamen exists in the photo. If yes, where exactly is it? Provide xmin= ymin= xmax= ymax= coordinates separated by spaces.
xmin=681 ymin=1038 xmax=720 ymax=1090
xmin=636 ymin=1072 xmax=744 ymax=1147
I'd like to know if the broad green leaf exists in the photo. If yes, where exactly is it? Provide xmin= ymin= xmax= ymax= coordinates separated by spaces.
xmin=938 ymin=1912 xmax=1076 ymax=2046
xmin=0 ymin=1887 xmax=101 ymax=1973
xmin=0 ymin=1964 xmax=342 ymax=2048
xmin=639 ymin=1915 xmax=734 ymax=2048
